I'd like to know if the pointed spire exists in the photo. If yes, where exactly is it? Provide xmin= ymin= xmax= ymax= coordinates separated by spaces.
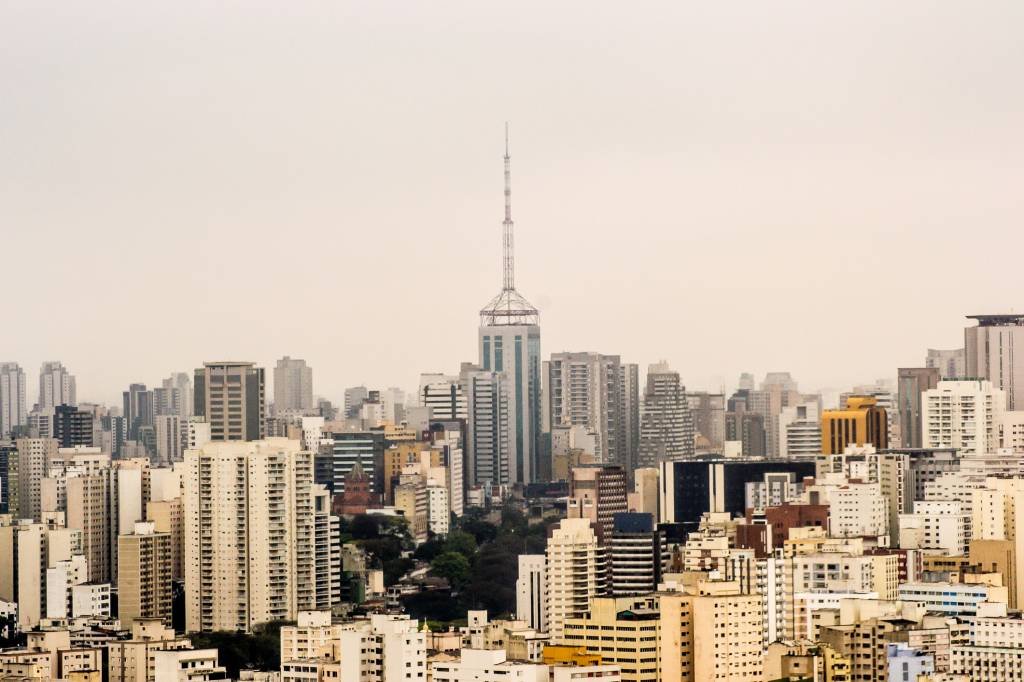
xmin=502 ymin=122 xmax=514 ymax=291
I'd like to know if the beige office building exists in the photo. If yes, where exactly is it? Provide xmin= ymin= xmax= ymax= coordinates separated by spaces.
xmin=184 ymin=438 xmax=322 ymax=632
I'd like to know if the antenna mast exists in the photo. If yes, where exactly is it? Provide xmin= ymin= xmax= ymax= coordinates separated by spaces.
xmin=502 ymin=122 xmax=514 ymax=292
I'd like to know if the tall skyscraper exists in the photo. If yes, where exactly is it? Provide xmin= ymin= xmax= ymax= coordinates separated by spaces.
xmin=38 ymin=361 xmax=76 ymax=409
xmin=193 ymin=362 xmax=266 ymax=442
xmin=184 ymin=438 xmax=322 ymax=632
xmin=274 ymin=356 xmax=314 ymax=413
xmin=966 ymin=314 xmax=1024 ymax=410
xmin=897 ymin=367 xmax=941 ymax=448
xmin=477 ymin=126 xmax=541 ymax=484
xmin=547 ymin=353 xmax=639 ymax=469
xmin=637 ymin=362 xmax=694 ymax=467
xmin=0 ymin=363 xmax=27 ymax=438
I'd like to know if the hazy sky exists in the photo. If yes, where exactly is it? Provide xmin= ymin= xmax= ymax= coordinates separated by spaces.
xmin=3 ymin=1 xmax=1022 ymax=406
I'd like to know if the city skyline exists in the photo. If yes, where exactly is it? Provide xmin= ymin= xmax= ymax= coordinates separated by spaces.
xmin=3 ymin=1 xmax=1021 ymax=406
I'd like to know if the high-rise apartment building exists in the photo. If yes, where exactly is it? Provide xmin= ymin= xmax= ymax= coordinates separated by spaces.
xmin=160 ymin=372 xmax=193 ymax=419
xmin=820 ymin=396 xmax=889 ymax=455
xmin=547 ymin=353 xmax=639 ymax=470
xmin=921 ymin=379 xmax=1004 ymax=456
xmin=118 ymin=521 xmax=173 ymax=628
xmin=966 ymin=314 xmax=1024 ymax=410
xmin=38 ymin=361 xmax=76 ymax=408
xmin=15 ymin=438 xmax=58 ymax=521
xmin=637 ymin=363 xmax=694 ymax=467
xmin=193 ymin=362 xmax=266 ymax=442
xmin=0 ymin=362 xmax=27 ymax=438
xmin=897 ymin=367 xmax=941 ymax=448
xmin=477 ymin=128 xmax=541 ymax=484
xmin=545 ymin=517 xmax=607 ymax=641
xmin=183 ymin=438 xmax=321 ymax=632
xmin=66 ymin=451 xmax=113 ymax=584
xmin=274 ymin=357 xmax=314 ymax=413
xmin=153 ymin=415 xmax=182 ymax=464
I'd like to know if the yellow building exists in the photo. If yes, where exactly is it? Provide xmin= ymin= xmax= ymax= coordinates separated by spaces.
xmin=146 ymin=497 xmax=183 ymax=580
xmin=542 ymin=645 xmax=604 ymax=667
xmin=382 ymin=443 xmax=441 ymax=503
xmin=821 ymin=396 xmax=888 ymax=454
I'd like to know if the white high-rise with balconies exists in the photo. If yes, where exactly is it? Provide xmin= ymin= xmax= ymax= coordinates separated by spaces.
xmin=922 ymin=379 xmax=1004 ymax=456
xmin=0 ymin=363 xmax=27 ymax=438
xmin=38 ymin=361 xmax=76 ymax=408
xmin=544 ymin=517 xmax=605 ymax=641
xmin=184 ymin=438 xmax=321 ymax=632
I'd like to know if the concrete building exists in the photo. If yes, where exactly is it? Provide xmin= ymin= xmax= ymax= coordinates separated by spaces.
xmin=927 ymin=348 xmax=966 ymax=380
xmin=560 ymin=595 xmax=659 ymax=682
xmin=107 ymin=620 xmax=192 ymax=682
xmin=0 ymin=362 xmax=27 ymax=438
xmin=547 ymin=353 xmax=639 ymax=469
xmin=153 ymin=648 xmax=227 ymax=682
xmin=637 ymin=362 xmax=694 ymax=467
xmin=627 ymin=467 xmax=658 ymax=517
xmin=274 ymin=357 xmax=314 ymax=414
xmin=38 ymin=361 xmax=76 ymax=409
xmin=161 ymin=373 xmax=194 ymax=419
xmin=184 ymin=438 xmax=322 ymax=632
xmin=545 ymin=518 xmax=606 ymax=641
xmin=922 ymin=379 xmax=1004 ymax=455
xmin=608 ymin=513 xmax=666 ymax=596
xmin=193 ymin=361 xmax=266 ymax=442
xmin=118 ymin=522 xmax=172 ymax=628
xmin=966 ymin=314 xmax=1024 ymax=410
xmin=0 ymin=518 xmax=45 ymax=628
xmin=66 ymin=451 xmax=113 ymax=584
xmin=898 ymin=367 xmax=941 ymax=448
xmin=153 ymin=415 xmax=182 ymax=465
xmin=419 ymin=374 xmax=468 ymax=420
xmin=15 ymin=437 xmax=58 ymax=521
xmin=778 ymin=401 xmax=821 ymax=458
xmin=430 ymin=648 xmax=547 ymax=682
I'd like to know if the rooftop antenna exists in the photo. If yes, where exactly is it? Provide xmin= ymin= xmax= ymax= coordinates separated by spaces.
xmin=502 ymin=122 xmax=514 ymax=292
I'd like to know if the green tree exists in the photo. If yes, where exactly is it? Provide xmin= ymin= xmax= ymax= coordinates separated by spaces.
xmin=431 ymin=551 xmax=471 ymax=590
xmin=443 ymin=530 xmax=478 ymax=559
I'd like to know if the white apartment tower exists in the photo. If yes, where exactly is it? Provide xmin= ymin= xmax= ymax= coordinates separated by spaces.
xmin=337 ymin=614 xmax=426 ymax=682
xmin=545 ymin=517 xmax=606 ymax=641
xmin=184 ymin=438 xmax=322 ymax=632
xmin=0 ymin=362 xmax=27 ymax=438
xmin=38 ymin=361 xmax=76 ymax=409
xmin=922 ymin=379 xmax=1004 ymax=456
